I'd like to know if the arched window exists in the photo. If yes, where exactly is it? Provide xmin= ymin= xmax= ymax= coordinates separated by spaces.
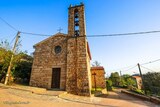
xmin=74 ymin=9 xmax=79 ymax=36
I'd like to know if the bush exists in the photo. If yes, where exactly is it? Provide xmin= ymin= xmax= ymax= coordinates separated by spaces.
xmin=134 ymin=89 xmax=144 ymax=95
xmin=106 ymin=79 xmax=113 ymax=91
xmin=130 ymin=87 xmax=144 ymax=95
xmin=143 ymin=72 xmax=160 ymax=96
xmin=91 ymin=87 xmax=103 ymax=94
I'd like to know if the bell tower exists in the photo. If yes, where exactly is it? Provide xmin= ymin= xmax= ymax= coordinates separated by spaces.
xmin=68 ymin=3 xmax=86 ymax=37
xmin=66 ymin=3 xmax=91 ymax=96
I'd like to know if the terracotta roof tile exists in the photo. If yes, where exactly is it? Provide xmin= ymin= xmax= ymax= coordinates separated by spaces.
xmin=91 ymin=66 xmax=104 ymax=70
xmin=132 ymin=76 xmax=141 ymax=79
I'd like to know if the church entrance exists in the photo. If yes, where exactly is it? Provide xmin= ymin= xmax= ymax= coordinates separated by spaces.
xmin=51 ymin=68 xmax=61 ymax=88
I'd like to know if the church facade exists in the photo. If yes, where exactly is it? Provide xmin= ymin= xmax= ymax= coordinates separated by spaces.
xmin=30 ymin=3 xmax=92 ymax=96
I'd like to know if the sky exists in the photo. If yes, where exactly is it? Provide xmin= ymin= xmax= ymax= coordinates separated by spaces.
xmin=1 ymin=0 xmax=160 ymax=76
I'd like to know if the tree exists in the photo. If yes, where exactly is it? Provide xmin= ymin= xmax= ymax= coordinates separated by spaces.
xmin=106 ymin=79 xmax=113 ymax=91
xmin=126 ymin=78 xmax=136 ymax=89
xmin=0 ymin=40 xmax=33 ymax=84
xmin=12 ymin=52 xmax=33 ymax=84
xmin=92 ymin=61 xmax=101 ymax=67
xmin=122 ymin=74 xmax=130 ymax=81
xmin=120 ymin=74 xmax=130 ymax=87
xmin=109 ymin=72 xmax=121 ymax=86
xmin=0 ymin=47 xmax=12 ymax=81
xmin=120 ymin=74 xmax=136 ymax=88
xmin=119 ymin=78 xmax=127 ymax=88
xmin=143 ymin=72 xmax=160 ymax=95
xmin=0 ymin=40 xmax=11 ymax=50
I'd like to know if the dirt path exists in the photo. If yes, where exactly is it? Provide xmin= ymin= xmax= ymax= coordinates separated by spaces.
xmin=96 ymin=88 xmax=159 ymax=107
xmin=0 ymin=88 xmax=159 ymax=107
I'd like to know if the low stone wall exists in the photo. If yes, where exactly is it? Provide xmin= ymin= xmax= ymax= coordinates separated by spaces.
xmin=150 ymin=97 xmax=160 ymax=105
xmin=121 ymin=90 xmax=160 ymax=104
xmin=94 ymin=89 xmax=107 ymax=97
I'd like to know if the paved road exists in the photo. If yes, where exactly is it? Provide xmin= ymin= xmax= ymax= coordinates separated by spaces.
xmin=96 ymin=89 xmax=160 ymax=107
xmin=0 ymin=88 xmax=159 ymax=107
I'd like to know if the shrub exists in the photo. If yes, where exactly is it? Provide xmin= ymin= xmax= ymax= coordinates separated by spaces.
xmin=106 ymin=79 xmax=113 ymax=91
xmin=130 ymin=87 xmax=144 ymax=95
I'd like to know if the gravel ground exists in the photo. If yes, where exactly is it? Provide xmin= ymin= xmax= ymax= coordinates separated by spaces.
xmin=6 ymin=88 xmax=68 ymax=102
xmin=0 ymin=87 xmax=159 ymax=107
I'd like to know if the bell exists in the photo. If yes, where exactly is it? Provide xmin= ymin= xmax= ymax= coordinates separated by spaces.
xmin=75 ymin=14 xmax=79 ymax=18
xmin=75 ymin=30 xmax=79 ymax=36
xmin=75 ymin=21 xmax=79 ymax=26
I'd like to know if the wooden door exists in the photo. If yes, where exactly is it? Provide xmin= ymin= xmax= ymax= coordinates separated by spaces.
xmin=51 ymin=68 xmax=61 ymax=88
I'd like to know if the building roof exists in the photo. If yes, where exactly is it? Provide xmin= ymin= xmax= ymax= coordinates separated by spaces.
xmin=132 ymin=76 xmax=141 ymax=79
xmin=91 ymin=66 xmax=104 ymax=70
xmin=33 ymin=32 xmax=92 ymax=60
xmin=33 ymin=33 xmax=67 ymax=47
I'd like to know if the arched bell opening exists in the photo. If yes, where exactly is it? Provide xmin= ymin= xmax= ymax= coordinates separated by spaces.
xmin=74 ymin=9 xmax=80 ymax=36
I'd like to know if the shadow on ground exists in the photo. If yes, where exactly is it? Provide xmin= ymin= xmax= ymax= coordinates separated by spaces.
xmin=94 ymin=89 xmax=157 ymax=107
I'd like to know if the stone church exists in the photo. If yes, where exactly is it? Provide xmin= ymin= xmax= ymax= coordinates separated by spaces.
xmin=30 ymin=3 xmax=92 ymax=96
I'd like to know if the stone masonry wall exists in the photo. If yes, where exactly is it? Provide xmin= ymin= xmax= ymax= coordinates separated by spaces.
xmin=76 ymin=37 xmax=91 ymax=96
xmin=91 ymin=68 xmax=106 ymax=88
xmin=30 ymin=34 xmax=67 ymax=90
xmin=66 ymin=4 xmax=91 ymax=96
xmin=30 ymin=4 xmax=91 ymax=96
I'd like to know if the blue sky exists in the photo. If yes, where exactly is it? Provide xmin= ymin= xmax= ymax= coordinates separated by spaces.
xmin=1 ymin=0 xmax=160 ymax=76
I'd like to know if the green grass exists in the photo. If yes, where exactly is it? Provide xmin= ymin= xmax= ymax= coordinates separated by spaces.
xmin=130 ymin=88 xmax=145 ymax=95
xmin=91 ymin=87 xmax=103 ymax=94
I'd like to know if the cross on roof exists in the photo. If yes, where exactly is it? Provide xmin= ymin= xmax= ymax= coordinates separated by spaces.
xmin=57 ymin=27 xmax=63 ymax=33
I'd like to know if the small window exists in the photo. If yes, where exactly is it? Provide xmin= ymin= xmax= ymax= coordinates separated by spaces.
xmin=54 ymin=46 xmax=62 ymax=54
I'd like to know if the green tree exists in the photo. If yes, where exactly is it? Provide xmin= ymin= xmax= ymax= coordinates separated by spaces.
xmin=126 ymin=78 xmax=136 ymax=89
xmin=120 ymin=74 xmax=130 ymax=87
xmin=119 ymin=78 xmax=127 ymax=88
xmin=143 ymin=72 xmax=160 ymax=95
xmin=0 ymin=40 xmax=33 ymax=84
xmin=119 ymin=74 xmax=136 ymax=88
xmin=109 ymin=72 xmax=121 ymax=86
xmin=122 ymin=74 xmax=130 ymax=81
xmin=106 ymin=79 xmax=113 ymax=91
xmin=0 ymin=40 xmax=11 ymax=50
xmin=0 ymin=47 xmax=12 ymax=81
xmin=12 ymin=52 xmax=33 ymax=84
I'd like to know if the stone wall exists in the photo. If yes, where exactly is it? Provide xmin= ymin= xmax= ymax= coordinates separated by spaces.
xmin=66 ymin=4 xmax=91 ymax=96
xmin=86 ymin=41 xmax=92 ymax=90
xmin=91 ymin=67 xmax=106 ymax=88
xmin=66 ymin=37 xmax=91 ymax=96
xmin=30 ymin=34 xmax=67 ymax=90
xmin=30 ymin=4 xmax=92 ymax=96
xmin=132 ymin=76 xmax=142 ymax=89
xmin=76 ymin=37 xmax=91 ymax=96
